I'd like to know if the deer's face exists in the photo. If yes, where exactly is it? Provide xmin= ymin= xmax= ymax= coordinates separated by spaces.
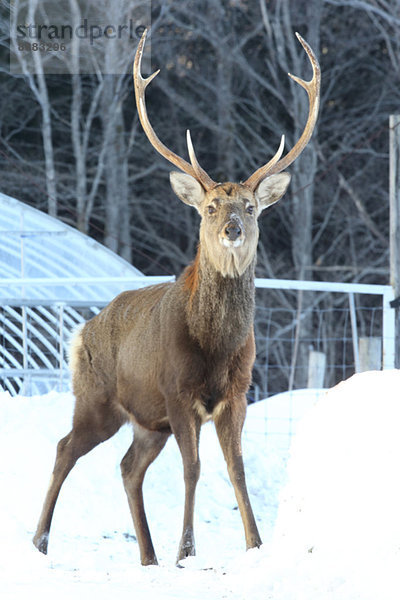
xmin=198 ymin=182 xmax=259 ymax=278
xmin=135 ymin=29 xmax=319 ymax=276
xmin=170 ymin=172 xmax=291 ymax=277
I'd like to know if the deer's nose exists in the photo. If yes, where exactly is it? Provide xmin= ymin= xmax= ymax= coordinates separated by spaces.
xmin=224 ymin=221 xmax=242 ymax=241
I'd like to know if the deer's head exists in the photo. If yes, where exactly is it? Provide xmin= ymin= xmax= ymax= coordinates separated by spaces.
xmin=134 ymin=31 xmax=320 ymax=277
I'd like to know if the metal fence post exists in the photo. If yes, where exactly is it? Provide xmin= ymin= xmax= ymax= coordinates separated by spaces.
xmin=382 ymin=287 xmax=396 ymax=369
xmin=348 ymin=292 xmax=360 ymax=373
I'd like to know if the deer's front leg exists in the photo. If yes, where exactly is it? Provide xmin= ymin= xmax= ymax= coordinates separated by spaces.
xmin=169 ymin=404 xmax=201 ymax=564
xmin=214 ymin=397 xmax=262 ymax=550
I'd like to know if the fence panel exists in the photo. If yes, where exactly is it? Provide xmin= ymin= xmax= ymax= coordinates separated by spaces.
xmin=252 ymin=280 xmax=394 ymax=399
xmin=0 ymin=278 xmax=395 ymax=398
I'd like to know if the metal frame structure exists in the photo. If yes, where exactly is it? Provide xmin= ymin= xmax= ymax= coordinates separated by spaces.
xmin=254 ymin=278 xmax=395 ymax=370
xmin=0 ymin=191 xmax=170 ymax=394
xmin=0 ymin=277 xmax=395 ymax=396
xmin=0 ymin=192 xmax=395 ymax=396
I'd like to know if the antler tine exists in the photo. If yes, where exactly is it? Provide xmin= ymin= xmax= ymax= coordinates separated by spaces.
xmin=186 ymin=130 xmax=217 ymax=189
xmin=133 ymin=29 xmax=217 ymax=190
xmin=244 ymin=134 xmax=286 ymax=184
xmin=244 ymin=32 xmax=321 ymax=191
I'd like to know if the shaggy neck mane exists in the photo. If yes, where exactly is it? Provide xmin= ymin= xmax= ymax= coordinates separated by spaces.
xmin=182 ymin=246 xmax=255 ymax=355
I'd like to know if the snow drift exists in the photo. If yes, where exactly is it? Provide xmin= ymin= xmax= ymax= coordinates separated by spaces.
xmin=1 ymin=370 xmax=400 ymax=599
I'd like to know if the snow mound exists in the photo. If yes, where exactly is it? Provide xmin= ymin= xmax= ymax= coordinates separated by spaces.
xmin=2 ymin=371 xmax=400 ymax=599
xmin=262 ymin=370 xmax=400 ymax=599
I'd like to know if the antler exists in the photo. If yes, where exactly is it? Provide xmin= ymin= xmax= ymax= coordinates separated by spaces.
xmin=243 ymin=33 xmax=321 ymax=191
xmin=133 ymin=29 xmax=218 ymax=191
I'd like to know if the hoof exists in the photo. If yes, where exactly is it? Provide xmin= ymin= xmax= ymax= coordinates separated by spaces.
xmin=140 ymin=555 xmax=158 ymax=566
xmin=33 ymin=532 xmax=49 ymax=555
xmin=176 ymin=527 xmax=196 ymax=565
xmin=176 ymin=544 xmax=196 ymax=566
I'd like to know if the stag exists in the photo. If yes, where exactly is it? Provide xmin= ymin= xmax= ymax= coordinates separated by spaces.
xmin=33 ymin=30 xmax=320 ymax=566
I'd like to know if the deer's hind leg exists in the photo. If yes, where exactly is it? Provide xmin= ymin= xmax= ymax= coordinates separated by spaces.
xmin=121 ymin=423 xmax=170 ymax=566
xmin=33 ymin=395 xmax=125 ymax=555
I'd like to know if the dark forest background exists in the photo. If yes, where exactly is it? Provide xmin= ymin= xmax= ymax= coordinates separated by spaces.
xmin=1 ymin=0 xmax=399 ymax=392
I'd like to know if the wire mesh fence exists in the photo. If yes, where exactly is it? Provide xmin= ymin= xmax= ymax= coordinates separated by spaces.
xmin=0 ymin=278 xmax=395 ymax=400
xmin=252 ymin=288 xmax=388 ymax=400
xmin=0 ymin=301 xmax=94 ymax=395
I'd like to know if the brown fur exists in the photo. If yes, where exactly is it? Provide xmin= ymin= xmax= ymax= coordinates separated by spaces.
xmin=33 ymin=175 xmax=291 ymax=566
xmin=183 ymin=245 xmax=201 ymax=305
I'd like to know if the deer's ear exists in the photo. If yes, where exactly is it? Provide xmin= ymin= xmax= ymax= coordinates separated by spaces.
xmin=170 ymin=172 xmax=205 ymax=212
xmin=255 ymin=173 xmax=291 ymax=214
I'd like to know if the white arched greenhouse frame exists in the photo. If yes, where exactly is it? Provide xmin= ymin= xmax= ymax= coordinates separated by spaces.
xmin=0 ymin=192 xmax=172 ymax=396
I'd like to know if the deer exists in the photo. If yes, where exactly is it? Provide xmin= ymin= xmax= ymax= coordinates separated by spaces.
xmin=32 ymin=29 xmax=320 ymax=566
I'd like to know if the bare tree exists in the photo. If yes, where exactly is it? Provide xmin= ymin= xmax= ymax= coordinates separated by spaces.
xmin=2 ymin=0 xmax=400 ymax=394
xmin=9 ymin=0 xmax=58 ymax=215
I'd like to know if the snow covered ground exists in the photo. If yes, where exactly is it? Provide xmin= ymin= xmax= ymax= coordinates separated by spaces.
xmin=1 ymin=370 xmax=400 ymax=599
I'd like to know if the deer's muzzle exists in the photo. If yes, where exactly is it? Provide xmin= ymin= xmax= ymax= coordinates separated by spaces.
xmin=224 ymin=221 xmax=242 ymax=241
xmin=221 ymin=215 xmax=244 ymax=247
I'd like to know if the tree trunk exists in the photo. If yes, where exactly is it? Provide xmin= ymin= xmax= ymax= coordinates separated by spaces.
xmin=102 ymin=76 xmax=131 ymax=259
xmin=289 ymin=0 xmax=321 ymax=388
xmin=71 ymin=72 xmax=88 ymax=233
xmin=390 ymin=114 xmax=400 ymax=367
xmin=216 ymin=47 xmax=234 ymax=181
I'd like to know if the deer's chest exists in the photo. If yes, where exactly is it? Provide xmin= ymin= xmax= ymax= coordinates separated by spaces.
xmin=190 ymin=339 xmax=254 ymax=417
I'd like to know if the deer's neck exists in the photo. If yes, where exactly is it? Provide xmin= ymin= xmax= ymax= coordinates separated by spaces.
xmin=181 ymin=247 xmax=256 ymax=356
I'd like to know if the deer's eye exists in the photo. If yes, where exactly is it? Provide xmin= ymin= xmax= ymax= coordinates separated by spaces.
xmin=246 ymin=205 xmax=255 ymax=215
xmin=208 ymin=205 xmax=217 ymax=215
